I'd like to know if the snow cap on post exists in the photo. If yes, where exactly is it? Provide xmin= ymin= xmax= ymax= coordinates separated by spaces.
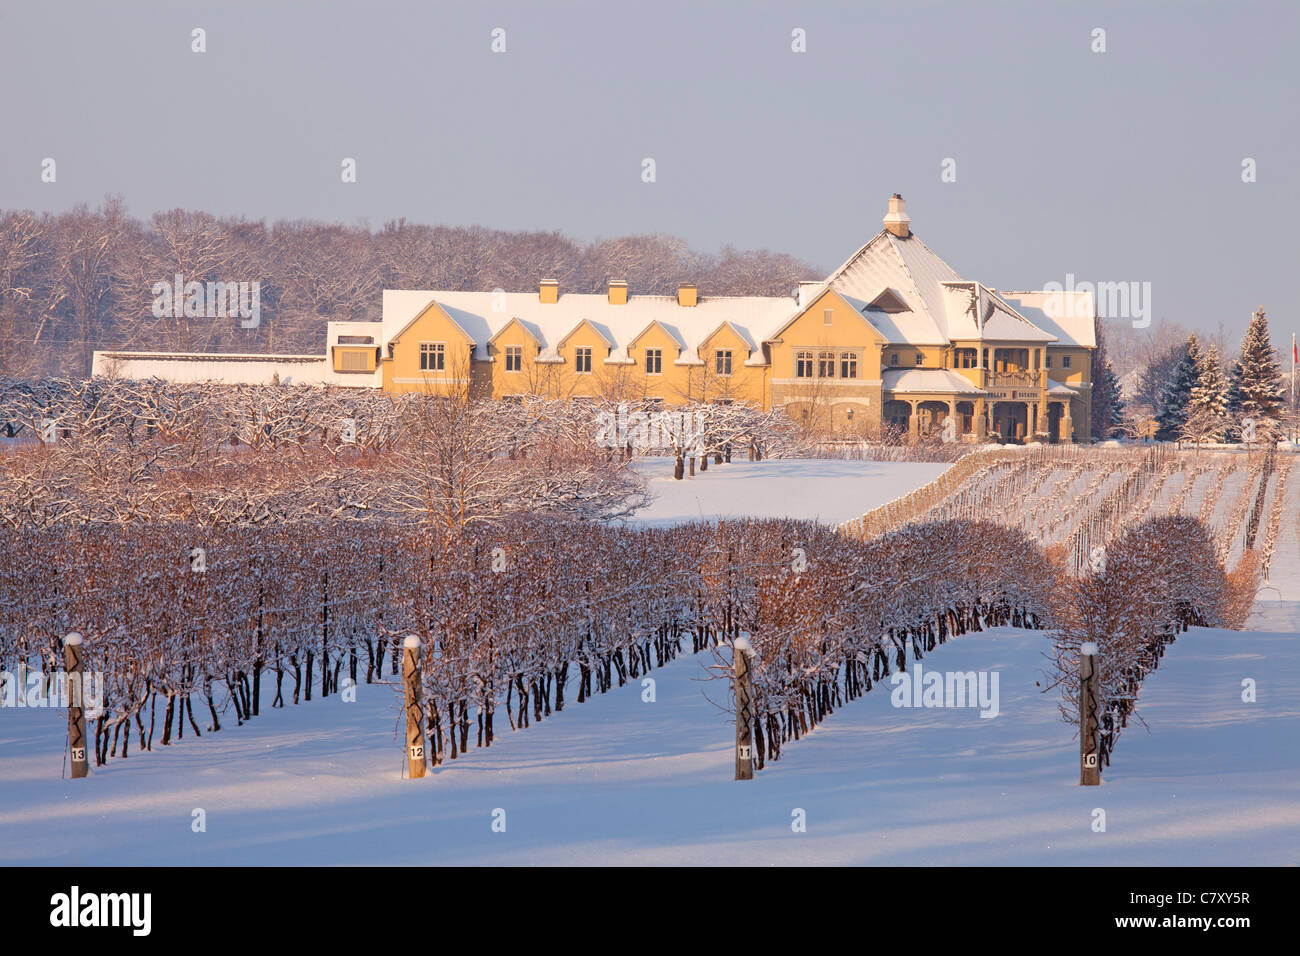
xmin=1080 ymin=642 xmax=1098 ymax=656
xmin=403 ymin=635 xmax=420 ymax=649
xmin=64 ymin=632 xmax=83 ymax=646
xmin=733 ymin=635 xmax=754 ymax=658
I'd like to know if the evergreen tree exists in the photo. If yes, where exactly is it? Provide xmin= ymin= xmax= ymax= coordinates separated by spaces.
xmin=1189 ymin=344 xmax=1230 ymax=417
xmin=1155 ymin=334 xmax=1200 ymax=441
xmin=1090 ymin=318 xmax=1125 ymax=439
xmin=1227 ymin=307 xmax=1285 ymax=439
xmin=1182 ymin=344 xmax=1230 ymax=443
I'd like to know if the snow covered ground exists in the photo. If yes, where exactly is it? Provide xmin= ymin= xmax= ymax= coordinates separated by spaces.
xmin=3 ymin=455 xmax=1297 ymax=866
xmin=3 ymin=623 xmax=1296 ymax=865
xmin=627 ymin=457 xmax=949 ymax=526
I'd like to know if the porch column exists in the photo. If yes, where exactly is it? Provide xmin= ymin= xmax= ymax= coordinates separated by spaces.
xmin=1061 ymin=401 xmax=1074 ymax=443
xmin=907 ymin=400 xmax=919 ymax=440
xmin=974 ymin=398 xmax=988 ymax=439
xmin=1036 ymin=400 xmax=1051 ymax=440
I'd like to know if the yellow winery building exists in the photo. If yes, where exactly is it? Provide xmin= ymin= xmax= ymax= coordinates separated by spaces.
xmin=94 ymin=196 xmax=1097 ymax=442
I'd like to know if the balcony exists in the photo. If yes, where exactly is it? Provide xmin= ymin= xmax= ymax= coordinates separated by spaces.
xmin=985 ymin=369 xmax=1042 ymax=388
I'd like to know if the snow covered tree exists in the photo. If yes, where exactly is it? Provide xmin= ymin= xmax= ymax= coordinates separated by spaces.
xmin=1155 ymin=335 xmax=1200 ymax=441
xmin=1181 ymin=344 xmax=1229 ymax=444
xmin=1090 ymin=318 xmax=1125 ymax=440
xmin=1227 ymin=307 xmax=1285 ymax=441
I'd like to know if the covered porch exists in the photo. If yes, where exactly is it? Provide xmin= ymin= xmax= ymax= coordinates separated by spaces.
xmin=883 ymin=367 xmax=1078 ymax=444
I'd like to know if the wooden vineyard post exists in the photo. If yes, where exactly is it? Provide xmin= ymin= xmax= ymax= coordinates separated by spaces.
xmin=734 ymin=637 xmax=755 ymax=780
xmin=401 ymin=636 xmax=427 ymax=779
xmin=64 ymin=633 xmax=89 ymax=779
xmin=1079 ymin=642 xmax=1101 ymax=785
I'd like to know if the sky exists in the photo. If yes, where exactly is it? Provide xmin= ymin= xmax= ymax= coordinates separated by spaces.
xmin=1 ymin=0 xmax=1297 ymax=340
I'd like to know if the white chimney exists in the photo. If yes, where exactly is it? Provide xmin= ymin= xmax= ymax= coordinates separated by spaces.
xmin=883 ymin=193 xmax=910 ymax=238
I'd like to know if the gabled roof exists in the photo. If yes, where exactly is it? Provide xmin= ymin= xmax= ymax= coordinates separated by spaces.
xmin=702 ymin=320 xmax=760 ymax=354
xmin=381 ymin=290 xmax=796 ymax=363
xmin=766 ymin=286 xmax=886 ymax=345
xmin=555 ymin=317 xmax=615 ymax=351
xmin=628 ymin=319 xmax=687 ymax=351
xmin=487 ymin=317 xmax=543 ymax=348
xmin=386 ymin=298 xmax=476 ymax=352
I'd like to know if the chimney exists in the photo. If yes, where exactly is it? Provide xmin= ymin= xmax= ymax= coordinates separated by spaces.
xmin=608 ymin=279 xmax=628 ymax=305
xmin=539 ymin=278 xmax=558 ymax=304
xmin=883 ymin=193 xmax=911 ymax=238
xmin=677 ymin=283 xmax=698 ymax=307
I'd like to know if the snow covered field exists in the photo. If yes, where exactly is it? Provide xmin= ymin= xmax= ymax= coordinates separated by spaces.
xmin=3 ymin=623 xmax=1296 ymax=865
xmin=3 ymin=454 xmax=1298 ymax=866
xmin=627 ymin=457 xmax=949 ymax=526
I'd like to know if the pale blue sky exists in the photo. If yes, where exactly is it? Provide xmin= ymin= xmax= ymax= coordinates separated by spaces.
xmin=1 ymin=0 xmax=1296 ymax=338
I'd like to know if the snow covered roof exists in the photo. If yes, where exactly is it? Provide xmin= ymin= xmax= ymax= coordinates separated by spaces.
xmin=381 ymin=290 xmax=797 ymax=363
xmin=882 ymin=368 xmax=985 ymax=395
xmin=998 ymin=291 xmax=1096 ymax=349
xmin=938 ymin=282 xmax=1056 ymax=343
xmin=815 ymin=230 xmax=962 ymax=345
xmin=1045 ymin=378 xmax=1079 ymax=397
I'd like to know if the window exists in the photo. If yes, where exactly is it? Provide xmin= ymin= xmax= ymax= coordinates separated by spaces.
xmin=420 ymin=342 xmax=445 ymax=371
xmin=575 ymin=347 xmax=592 ymax=373
xmin=645 ymin=348 xmax=663 ymax=374
xmin=1062 ymin=355 xmax=1072 ymax=369
xmin=957 ymin=348 xmax=977 ymax=369
xmin=890 ymin=353 xmax=899 ymax=366
xmin=818 ymin=351 xmax=836 ymax=378
xmin=796 ymin=351 xmax=814 ymax=378
xmin=840 ymin=351 xmax=858 ymax=379
xmin=915 ymin=353 xmax=923 ymax=366
xmin=1045 ymin=354 xmax=1053 ymax=368
xmin=715 ymin=349 xmax=733 ymax=376
xmin=340 ymin=350 xmax=368 ymax=371
xmin=504 ymin=345 xmax=523 ymax=372
xmin=823 ymin=308 xmax=833 ymax=326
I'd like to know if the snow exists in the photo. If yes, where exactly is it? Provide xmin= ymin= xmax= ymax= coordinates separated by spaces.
xmin=3 ymin=623 xmax=1296 ymax=865
xmin=627 ymin=457 xmax=949 ymax=526
xmin=3 ymin=453 xmax=1297 ymax=866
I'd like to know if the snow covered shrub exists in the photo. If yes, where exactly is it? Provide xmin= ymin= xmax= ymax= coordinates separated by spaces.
xmin=1048 ymin=515 xmax=1229 ymax=767
xmin=705 ymin=519 xmax=1054 ymax=767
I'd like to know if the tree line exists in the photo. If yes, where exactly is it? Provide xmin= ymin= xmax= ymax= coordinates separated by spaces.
xmin=0 ymin=199 xmax=820 ymax=379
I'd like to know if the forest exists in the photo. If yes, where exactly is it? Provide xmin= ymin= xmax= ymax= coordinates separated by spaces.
xmin=0 ymin=201 xmax=819 ymax=379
